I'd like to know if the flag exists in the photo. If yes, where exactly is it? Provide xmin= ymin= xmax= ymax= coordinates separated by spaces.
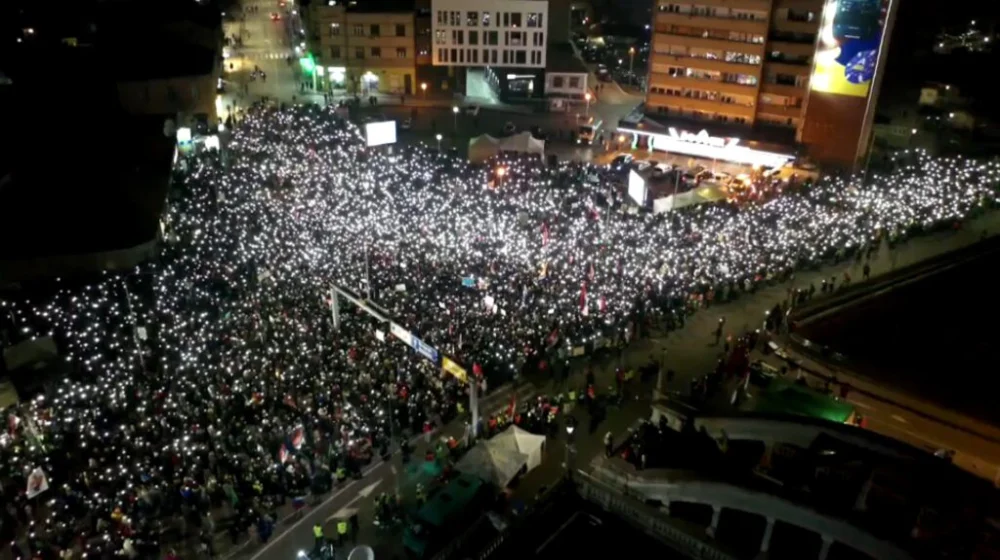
xmin=541 ymin=222 xmax=549 ymax=246
xmin=599 ymin=295 xmax=607 ymax=314
xmin=579 ymin=282 xmax=588 ymax=314
xmin=507 ymin=394 xmax=516 ymax=416
xmin=26 ymin=467 xmax=49 ymax=499
xmin=278 ymin=444 xmax=289 ymax=464
xmin=290 ymin=426 xmax=305 ymax=449
xmin=473 ymin=363 xmax=483 ymax=378
xmin=588 ymin=262 xmax=595 ymax=281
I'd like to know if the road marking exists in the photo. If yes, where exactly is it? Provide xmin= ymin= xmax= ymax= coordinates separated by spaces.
xmin=535 ymin=511 xmax=580 ymax=554
xmin=849 ymin=400 xmax=873 ymax=411
xmin=326 ymin=479 xmax=383 ymax=521
xmin=891 ymin=414 xmax=909 ymax=424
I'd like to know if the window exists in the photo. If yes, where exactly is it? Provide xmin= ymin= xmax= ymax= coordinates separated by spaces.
xmin=370 ymin=24 xmax=380 ymax=37
xmin=371 ymin=47 xmax=381 ymax=58
xmin=530 ymin=50 xmax=541 ymax=64
xmin=569 ymin=77 xmax=581 ymax=88
xmin=469 ymin=30 xmax=479 ymax=45
xmin=467 ymin=11 xmax=478 ymax=26
xmin=355 ymin=47 xmax=364 ymax=59
xmin=502 ymin=50 xmax=509 ymax=64
xmin=329 ymin=23 xmax=340 ymax=36
xmin=483 ymin=48 xmax=489 ymax=63
xmin=435 ymin=29 xmax=446 ymax=44
xmin=439 ymin=48 xmax=448 ymax=62
xmin=437 ymin=11 xmax=446 ymax=24
xmin=330 ymin=46 xmax=341 ymax=59
xmin=396 ymin=47 xmax=407 ymax=58
xmin=532 ymin=31 xmax=544 ymax=46
xmin=527 ymin=12 xmax=543 ymax=28
xmin=486 ymin=31 xmax=498 ymax=45
xmin=396 ymin=24 xmax=406 ymax=37
xmin=503 ymin=12 xmax=510 ymax=27
xmin=481 ymin=11 xmax=491 ymax=26
xmin=451 ymin=48 xmax=457 ymax=61
xmin=515 ymin=50 xmax=526 ymax=64
xmin=491 ymin=49 xmax=497 ymax=64
xmin=452 ymin=29 xmax=464 ymax=45
xmin=511 ymin=13 xmax=522 ymax=27
xmin=459 ymin=49 xmax=464 ymax=63
xmin=353 ymin=24 xmax=364 ymax=36
xmin=553 ymin=76 xmax=565 ymax=87
xmin=449 ymin=11 xmax=460 ymax=26
xmin=470 ymin=49 xmax=478 ymax=63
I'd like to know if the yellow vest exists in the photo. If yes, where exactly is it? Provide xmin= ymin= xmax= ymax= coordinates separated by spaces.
xmin=568 ymin=391 xmax=577 ymax=401
xmin=313 ymin=525 xmax=323 ymax=538
xmin=337 ymin=521 xmax=348 ymax=534
xmin=457 ymin=402 xmax=465 ymax=414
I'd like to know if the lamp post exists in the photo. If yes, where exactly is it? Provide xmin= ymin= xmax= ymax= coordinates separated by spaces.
xmin=452 ymin=105 xmax=459 ymax=132
xmin=628 ymin=46 xmax=636 ymax=77
xmin=565 ymin=423 xmax=576 ymax=478
xmin=435 ymin=133 xmax=443 ymax=152
xmin=421 ymin=82 xmax=428 ymax=100
xmin=496 ymin=166 xmax=506 ymax=188
xmin=584 ymin=92 xmax=592 ymax=117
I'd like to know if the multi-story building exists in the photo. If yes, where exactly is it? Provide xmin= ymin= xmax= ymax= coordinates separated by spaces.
xmin=637 ymin=0 xmax=899 ymax=168
xmin=306 ymin=1 xmax=417 ymax=95
xmin=430 ymin=0 xmax=549 ymax=99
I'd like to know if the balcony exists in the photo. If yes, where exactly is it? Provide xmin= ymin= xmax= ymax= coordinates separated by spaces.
xmin=652 ymin=52 xmax=763 ymax=78
xmin=654 ymin=31 xmax=766 ymax=57
xmin=650 ymin=72 xmax=759 ymax=96
xmin=655 ymin=11 xmax=768 ymax=34
xmin=647 ymin=92 xmax=756 ymax=118
xmin=765 ymin=60 xmax=810 ymax=76
xmin=756 ymin=103 xmax=803 ymax=119
xmin=766 ymin=39 xmax=815 ymax=57
xmin=760 ymin=81 xmax=804 ymax=96
xmin=770 ymin=15 xmax=819 ymax=34
xmin=690 ymin=0 xmax=773 ymax=12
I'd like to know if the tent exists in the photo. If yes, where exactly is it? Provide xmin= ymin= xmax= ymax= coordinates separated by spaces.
xmin=468 ymin=134 xmax=501 ymax=163
xmin=497 ymin=131 xmax=545 ymax=157
xmin=457 ymin=426 xmax=546 ymax=486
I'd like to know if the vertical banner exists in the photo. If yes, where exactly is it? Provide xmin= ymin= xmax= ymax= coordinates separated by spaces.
xmin=811 ymin=0 xmax=891 ymax=97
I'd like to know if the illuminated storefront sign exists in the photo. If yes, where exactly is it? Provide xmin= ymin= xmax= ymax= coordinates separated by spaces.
xmin=811 ymin=0 xmax=892 ymax=97
xmin=619 ymin=128 xmax=794 ymax=168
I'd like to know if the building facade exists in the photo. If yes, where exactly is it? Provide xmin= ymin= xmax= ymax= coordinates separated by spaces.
xmin=430 ymin=0 xmax=549 ymax=68
xmin=307 ymin=3 xmax=417 ymax=95
xmin=645 ymin=0 xmax=898 ymax=168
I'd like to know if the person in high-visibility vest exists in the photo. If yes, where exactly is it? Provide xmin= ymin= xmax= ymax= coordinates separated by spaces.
xmin=313 ymin=523 xmax=325 ymax=549
xmin=336 ymin=467 xmax=346 ymax=482
xmin=336 ymin=519 xmax=348 ymax=545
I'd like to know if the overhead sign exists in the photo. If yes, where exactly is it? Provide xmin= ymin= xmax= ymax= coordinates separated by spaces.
xmin=811 ymin=0 xmax=891 ymax=97
xmin=667 ymin=127 xmax=738 ymax=148
xmin=442 ymin=356 xmax=468 ymax=383
xmin=412 ymin=337 xmax=439 ymax=364
xmin=389 ymin=322 xmax=413 ymax=347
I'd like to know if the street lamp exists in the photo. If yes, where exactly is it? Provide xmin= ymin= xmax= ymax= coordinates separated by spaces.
xmin=584 ymin=92 xmax=592 ymax=117
xmin=628 ymin=46 xmax=636 ymax=76
xmin=435 ymin=133 xmax=443 ymax=151
xmin=421 ymin=82 xmax=428 ymax=99
xmin=452 ymin=105 xmax=460 ymax=131
xmin=496 ymin=166 xmax=506 ymax=188
xmin=564 ymin=423 xmax=576 ymax=477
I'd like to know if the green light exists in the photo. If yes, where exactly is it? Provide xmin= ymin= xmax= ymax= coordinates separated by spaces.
xmin=299 ymin=55 xmax=316 ymax=73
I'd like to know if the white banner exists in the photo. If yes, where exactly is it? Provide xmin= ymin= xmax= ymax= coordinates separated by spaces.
xmin=389 ymin=323 xmax=413 ymax=347
xmin=26 ymin=467 xmax=49 ymax=499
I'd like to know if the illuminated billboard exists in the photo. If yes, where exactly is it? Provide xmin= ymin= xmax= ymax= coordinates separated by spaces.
xmin=811 ymin=0 xmax=890 ymax=97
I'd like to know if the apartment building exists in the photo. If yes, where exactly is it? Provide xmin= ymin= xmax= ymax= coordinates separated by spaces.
xmin=306 ymin=1 xmax=417 ymax=95
xmin=431 ymin=0 xmax=549 ymax=68
xmin=643 ymin=0 xmax=898 ymax=167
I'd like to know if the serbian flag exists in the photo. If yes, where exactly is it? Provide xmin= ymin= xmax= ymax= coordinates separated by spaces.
xmin=599 ymin=295 xmax=608 ymax=314
xmin=278 ymin=444 xmax=289 ymax=464
xmin=290 ymin=426 xmax=305 ymax=449
xmin=588 ymin=262 xmax=595 ymax=282
xmin=579 ymin=281 xmax=588 ymax=315
xmin=542 ymin=222 xmax=550 ymax=246
xmin=473 ymin=363 xmax=484 ymax=378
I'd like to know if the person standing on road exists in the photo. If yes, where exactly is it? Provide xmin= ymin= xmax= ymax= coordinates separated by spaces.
xmin=862 ymin=262 xmax=871 ymax=281
xmin=604 ymin=431 xmax=613 ymax=456
xmin=313 ymin=522 xmax=325 ymax=550
xmin=336 ymin=518 xmax=349 ymax=546
xmin=714 ymin=317 xmax=725 ymax=345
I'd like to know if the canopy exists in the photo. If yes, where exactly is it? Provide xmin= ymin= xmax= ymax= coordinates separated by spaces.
xmin=498 ymin=131 xmax=545 ymax=156
xmin=457 ymin=426 xmax=546 ymax=486
xmin=468 ymin=134 xmax=501 ymax=163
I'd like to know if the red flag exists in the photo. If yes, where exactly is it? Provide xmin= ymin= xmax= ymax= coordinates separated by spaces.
xmin=599 ymin=295 xmax=607 ymax=313
xmin=507 ymin=394 xmax=516 ymax=417
xmin=541 ymin=222 xmax=549 ymax=246
xmin=579 ymin=281 xmax=588 ymax=314
xmin=278 ymin=444 xmax=289 ymax=464
xmin=291 ymin=426 xmax=304 ymax=449
xmin=473 ymin=363 xmax=483 ymax=377
xmin=588 ymin=263 xmax=595 ymax=281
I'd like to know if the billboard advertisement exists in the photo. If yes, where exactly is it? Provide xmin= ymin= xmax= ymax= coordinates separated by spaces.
xmin=364 ymin=121 xmax=397 ymax=147
xmin=811 ymin=0 xmax=890 ymax=97
xmin=627 ymin=169 xmax=647 ymax=206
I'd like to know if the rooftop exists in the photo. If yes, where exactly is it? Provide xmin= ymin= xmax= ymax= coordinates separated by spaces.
xmin=545 ymin=43 xmax=588 ymax=74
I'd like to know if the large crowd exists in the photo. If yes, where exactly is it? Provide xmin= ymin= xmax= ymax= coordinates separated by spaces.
xmin=1 ymin=102 xmax=998 ymax=559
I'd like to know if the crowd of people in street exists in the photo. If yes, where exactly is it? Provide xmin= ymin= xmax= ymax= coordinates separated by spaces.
xmin=1 ymin=102 xmax=998 ymax=559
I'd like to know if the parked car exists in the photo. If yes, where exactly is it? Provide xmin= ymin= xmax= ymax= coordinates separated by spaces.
xmin=632 ymin=159 xmax=652 ymax=171
xmin=465 ymin=105 xmax=481 ymax=116
xmin=611 ymin=154 xmax=634 ymax=170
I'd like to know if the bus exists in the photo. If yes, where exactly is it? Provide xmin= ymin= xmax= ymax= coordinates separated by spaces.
xmin=403 ymin=474 xmax=489 ymax=558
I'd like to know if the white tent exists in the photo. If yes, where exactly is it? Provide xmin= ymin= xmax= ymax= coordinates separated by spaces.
xmin=457 ymin=426 xmax=546 ymax=486
xmin=468 ymin=134 xmax=501 ymax=163
xmin=497 ymin=131 xmax=545 ymax=157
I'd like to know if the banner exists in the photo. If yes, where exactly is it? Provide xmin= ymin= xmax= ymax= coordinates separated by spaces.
xmin=26 ymin=467 xmax=49 ymax=499
xmin=811 ymin=0 xmax=890 ymax=97
xmin=413 ymin=337 xmax=439 ymax=364
xmin=442 ymin=356 xmax=468 ymax=383
xmin=389 ymin=323 xmax=413 ymax=347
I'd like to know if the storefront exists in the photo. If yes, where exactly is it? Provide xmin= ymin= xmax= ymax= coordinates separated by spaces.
xmin=617 ymin=126 xmax=795 ymax=169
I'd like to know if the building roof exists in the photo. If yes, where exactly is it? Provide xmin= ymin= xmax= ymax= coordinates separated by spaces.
xmin=305 ymin=0 xmax=417 ymax=13
xmin=546 ymin=43 xmax=588 ymax=74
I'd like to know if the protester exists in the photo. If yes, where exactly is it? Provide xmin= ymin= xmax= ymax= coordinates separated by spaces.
xmin=0 ymin=103 xmax=997 ymax=558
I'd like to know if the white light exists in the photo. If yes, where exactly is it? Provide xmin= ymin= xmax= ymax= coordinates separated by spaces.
xmin=176 ymin=127 xmax=192 ymax=143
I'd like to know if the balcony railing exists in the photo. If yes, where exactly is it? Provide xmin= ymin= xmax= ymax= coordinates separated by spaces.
xmin=768 ymin=31 xmax=816 ymax=45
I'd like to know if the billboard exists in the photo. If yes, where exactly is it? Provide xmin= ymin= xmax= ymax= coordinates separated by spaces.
xmin=364 ymin=121 xmax=397 ymax=147
xmin=627 ymin=169 xmax=647 ymax=206
xmin=811 ymin=0 xmax=890 ymax=97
